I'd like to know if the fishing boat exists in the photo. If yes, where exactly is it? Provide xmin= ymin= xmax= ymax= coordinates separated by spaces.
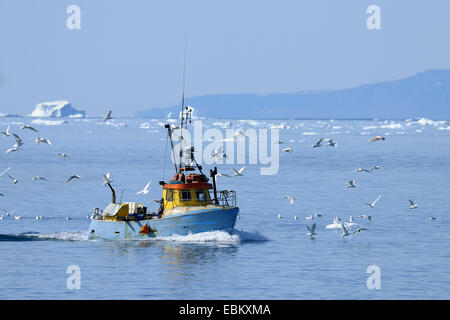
xmin=87 ymin=56 xmax=239 ymax=240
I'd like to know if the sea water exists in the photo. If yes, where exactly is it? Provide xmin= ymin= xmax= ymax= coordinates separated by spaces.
xmin=0 ymin=117 xmax=449 ymax=299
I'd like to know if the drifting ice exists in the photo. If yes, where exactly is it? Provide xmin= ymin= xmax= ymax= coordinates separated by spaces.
xmin=30 ymin=101 xmax=86 ymax=118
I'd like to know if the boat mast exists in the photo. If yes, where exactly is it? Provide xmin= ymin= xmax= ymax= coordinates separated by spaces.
xmin=178 ymin=36 xmax=187 ymax=173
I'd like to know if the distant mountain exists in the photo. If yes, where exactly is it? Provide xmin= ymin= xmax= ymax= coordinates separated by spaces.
xmin=135 ymin=70 xmax=450 ymax=119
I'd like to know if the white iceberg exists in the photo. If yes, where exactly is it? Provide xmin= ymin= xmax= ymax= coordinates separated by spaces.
xmin=30 ymin=101 xmax=86 ymax=118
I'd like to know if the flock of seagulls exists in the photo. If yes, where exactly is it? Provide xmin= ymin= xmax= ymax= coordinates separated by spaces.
xmin=274 ymin=133 xmax=431 ymax=240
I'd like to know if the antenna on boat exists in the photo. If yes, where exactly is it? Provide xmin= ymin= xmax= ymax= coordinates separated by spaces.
xmin=119 ymin=190 xmax=123 ymax=204
xmin=178 ymin=35 xmax=187 ymax=173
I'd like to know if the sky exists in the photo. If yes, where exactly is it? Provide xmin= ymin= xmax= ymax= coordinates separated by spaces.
xmin=1 ymin=0 xmax=450 ymax=117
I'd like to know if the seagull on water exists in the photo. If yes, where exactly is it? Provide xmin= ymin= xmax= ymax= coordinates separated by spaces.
xmin=277 ymin=213 xmax=283 ymax=219
xmin=346 ymin=180 xmax=356 ymax=188
xmin=136 ymin=180 xmax=151 ymax=195
xmin=306 ymin=223 xmax=317 ymax=237
xmin=32 ymin=176 xmax=47 ymax=181
xmin=283 ymin=196 xmax=295 ymax=205
xmin=365 ymin=195 xmax=382 ymax=208
xmin=20 ymin=124 xmax=38 ymax=133
xmin=57 ymin=153 xmax=70 ymax=160
xmin=430 ymin=216 xmax=436 ymax=220
xmin=314 ymin=212 xmax=322 ymax=218
xmin=359 ymin=215 xmax=372 ymax=221
xmin=66 ymin=216 xmax=72 ymax=220
xmin=369 ymin=136 xmax=386 ymax=142
xmin=305 ymin=215 xmax=314 ymax=220
xmin=232 ymin=166 xmax=246 ymax=177
xmin=408 ymin=199 xmax=418 ymax=209
xmin=354 ymin=168 xmax=371 ymax=173
xmin=282 ymin=146 xmax=293 ymax=153
xmin=66 ymin=174 xmax=80 ymax=184
xmin=370 ymin=165 xmax=382 ymax=170
xmin=36 ymin=137 xmax=52 ymax=145
xmin=14 ymin=215 xmax=21 ymax=220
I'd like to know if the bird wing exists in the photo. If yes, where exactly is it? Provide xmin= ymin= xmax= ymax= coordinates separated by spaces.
xmin=311 ymin=223 xmax=316 ymax=233
xmin=0 ymin=167 xmax=11 ymax=177
xmin=238 ymin=166 xmax=246 ymax=174
xmin=408 ymin=199 xmax=414 ymax=206
xmin=373 ymin=195 xmax=381 ymax=204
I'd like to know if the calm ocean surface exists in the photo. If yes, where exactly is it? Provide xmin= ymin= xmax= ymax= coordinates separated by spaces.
xmin=0 ymin=117 xmax=449 ymax=299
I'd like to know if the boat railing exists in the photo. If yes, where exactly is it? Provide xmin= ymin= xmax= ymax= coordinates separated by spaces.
xmin=217 ymin=190 xmax=237 ymax=207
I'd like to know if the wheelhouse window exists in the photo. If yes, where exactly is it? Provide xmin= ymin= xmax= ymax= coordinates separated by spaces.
xmin=166 ymin=190 xmax=174 ymax=201
xmin=181 ymin=190 xmax=192 ymax=201
xmin=196 ymin=190 xmax=207 ymax=201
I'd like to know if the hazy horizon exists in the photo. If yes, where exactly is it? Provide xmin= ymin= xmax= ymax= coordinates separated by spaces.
xmin=1 ymin=1 xmax=450 ymax=117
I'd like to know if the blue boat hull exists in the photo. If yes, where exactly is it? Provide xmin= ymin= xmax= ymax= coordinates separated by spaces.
xmin=88 ymin=207 xmax=239 ymax=240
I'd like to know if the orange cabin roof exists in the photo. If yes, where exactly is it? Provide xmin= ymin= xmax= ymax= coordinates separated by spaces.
xmin=163 ymin=182 xmax=213 ymax=190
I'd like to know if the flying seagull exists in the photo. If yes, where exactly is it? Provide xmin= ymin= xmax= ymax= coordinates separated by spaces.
xmin=6 ymin=174 xmax=19 ymax=184
xmin=351 ymin=228 xmax=369 ymax=236
xmin=326 ymin=139 xmax=338 ymax=147
xmin=312 ymin=138 xmax=323 ymax=148
xmin=20 ymin=125 xmax=38 ymax=133
xmin=66 ymin=174 xmax=80 ymax=184
xmin=0 ymin=125 xmax=10 ymax=137
xmin=216 ymin=173 xmax=231 ymax=178
xmin=408 ymin=199 xmax=418 ymax=209
xmin=104 ymin=110 xmax=113 ymax=121
xmin=369 ymin=165 xmax=382 ymax=170
xmin=232 ymin=166 xmax=246 ymax=176
xmin=136 ymin=180 xmax=151 ymax=195
xmin=36 ymin=137 xmax=52 ymax=145
xmin=359 ymin=215 xmax=372 ymax=221
xmin=369 ymin=136 xmax=386 ymax=142
xmin=354 ymin=168 xmax=371 ymax=173
xmin=102 ymin=172 xmax=112 ymax=186
xmin=0 ymin=167 xmax=11 ymax=178
xmin=12 ymin=134 xmax=24 ymax=148
xmin=306 ymin=223 xmax=317 ymax=237
xmin=346 ymin=180 xmax=356 ymax=188
xmin=283 ymin=196 xmax=295 ymax=205
xmin=341 ymin=223 xmax=350 ymax=237
xmin=5 ymin=146 xmax=19 ymax=154
xmin=365 ymin=195 xmax=382 ymax=208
